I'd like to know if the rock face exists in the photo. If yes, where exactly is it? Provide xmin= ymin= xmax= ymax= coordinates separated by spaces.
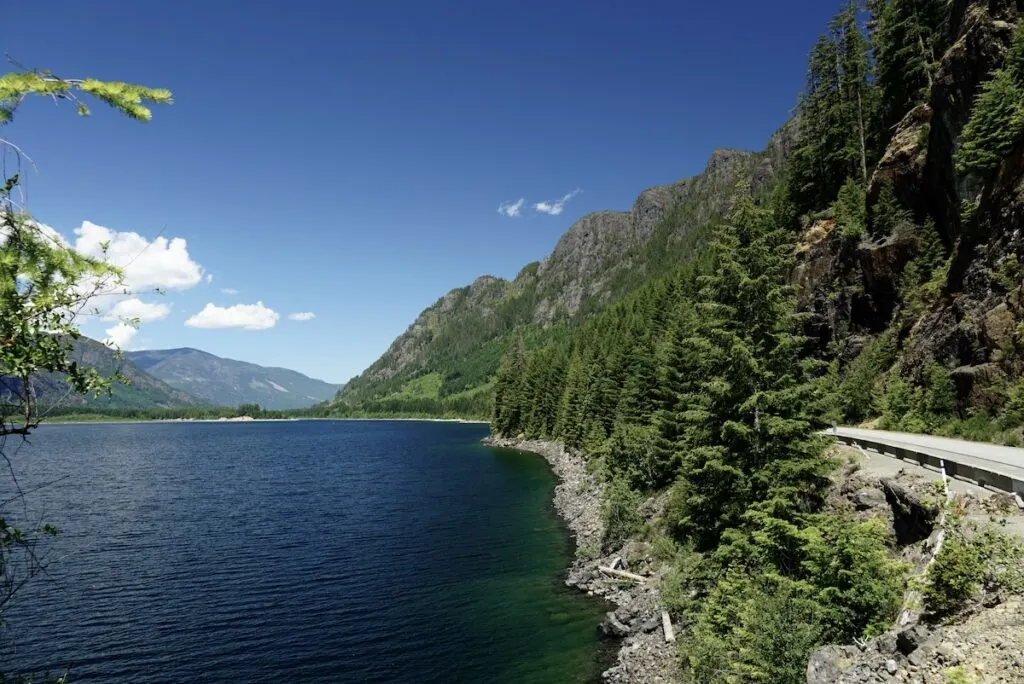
xmin=336 ymin=144 xmax=769 ymax=409
xmin=794 ymin=0 xmax=1024 ymax=400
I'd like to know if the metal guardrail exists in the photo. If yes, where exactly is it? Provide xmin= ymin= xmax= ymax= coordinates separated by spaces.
xmin=828 ymin=427 xmax=1024 ymax=497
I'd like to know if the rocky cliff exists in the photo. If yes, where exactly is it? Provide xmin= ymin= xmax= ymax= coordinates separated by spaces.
xmin=332 ymin=144 xmax=774 ymax=413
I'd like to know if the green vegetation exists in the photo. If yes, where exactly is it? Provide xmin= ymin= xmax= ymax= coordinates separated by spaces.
xmin=924 ymin=515 xmax=1024 ymax=619
xmin=488 ymin=3 xmax=1024 ymax=680
xmin=956 ymin=23 xmax=1024 ymax=179
xmin=0 ymin=64 xmax=171 ymax=682
xmin=494 ymin=188 xmax=907 ymax=681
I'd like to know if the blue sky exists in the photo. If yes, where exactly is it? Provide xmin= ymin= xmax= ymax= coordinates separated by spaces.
xmin=3 ymin=0 xmax=840 ymax=384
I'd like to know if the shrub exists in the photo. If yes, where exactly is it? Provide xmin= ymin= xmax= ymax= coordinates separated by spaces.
xmin=685 ymin=575 xmax=823 ymax=684
xmin=1003 ymin=378 xmax=1024 ymax=427
xmin=603 ymin=422 xmax=662 ymax=491
xmin=601 ymin=480 xmax=644 ymax=551
xmin=923 ymin=362 xmax=958 ymax=423
xmin=833 ymin=178 xmax=866 ymax=241
xmin=837 ymin=331 xmax=898 ymax=423
xmin=924 ymin=536 xmax=983 ymax=618
xmin=924 ymin=518 xmax=1024 ymax=619
xmin=993 ymin=254 xmax=1020 ymax=291
xmin=801 ymin=517 xmax=907 ymax=640
xmin=880 ymin=374 xmax=913 ymax=428
xmin=956 ymin=68 xmax=1024 ymax=179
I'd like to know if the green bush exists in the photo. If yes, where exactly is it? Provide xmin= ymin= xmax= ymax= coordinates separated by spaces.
xmin=924 ymin=536 xmax=983 ymax=618
xmin=925 ymin=518 xmax=1024 ymax=619
xmin=601 ymin=480 xmax=644 ymax=551
xmin=923 ymin=362 xmax=958 ymax=423
xmin=956 ymin=66 xmax=1024 ymax=178
xmin=836 ymin=331 xmax=898 ymax=423
xmin=1003 ymin=378 xmax=1024 ymax=427
xmin=685 ymin=575 xmax=824 ymax=684
xmin=880 ymin=374 xmax=913 ymax=428
xmin=603 ymin=422 xmax=663 ymax=491
xmin=801 ymin=517 xmax=907 ymax=640
xmin=833 ymin=178 xmax=867 ymax=241
xmin=993 ymin=254 xmax=1020 ymax=291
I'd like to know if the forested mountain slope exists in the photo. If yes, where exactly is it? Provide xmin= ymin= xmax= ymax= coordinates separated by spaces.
xmin=490 ymin=1 xmax=1024 ymax=681
xmin=330 ymin=136 xmax=792 ymax=417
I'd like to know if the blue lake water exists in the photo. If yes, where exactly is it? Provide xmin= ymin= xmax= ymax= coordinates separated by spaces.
xmin=0 ymin=420 xmax=610 ymax=682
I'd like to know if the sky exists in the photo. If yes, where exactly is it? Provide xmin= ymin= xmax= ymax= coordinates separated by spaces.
xmin=2 ymin=0 xmax=841 ymax=384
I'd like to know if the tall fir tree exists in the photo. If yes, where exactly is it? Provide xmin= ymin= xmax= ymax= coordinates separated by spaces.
xmin=871 ymin=0 xmax=947 ymax=131
xmin=668 ymin=193 xmax=832 ymax=550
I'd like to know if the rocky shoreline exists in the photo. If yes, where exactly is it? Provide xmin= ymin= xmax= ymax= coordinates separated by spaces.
xmin=484 ymin=435 xmax=681 ymax=683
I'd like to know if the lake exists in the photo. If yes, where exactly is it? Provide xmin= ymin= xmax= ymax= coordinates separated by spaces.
xmin=0 ymin=420 xmax=610 ymax=682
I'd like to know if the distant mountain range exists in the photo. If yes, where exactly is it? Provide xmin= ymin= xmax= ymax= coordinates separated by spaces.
xmin=2 ymin=338 xmax=340 ymax=411
xmin=126 ymin=348 xmax=341 ymax=410
xmin=1 ymin=336 xmax=203 ymax=410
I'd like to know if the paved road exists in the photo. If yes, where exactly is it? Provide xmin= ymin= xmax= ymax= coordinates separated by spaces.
xmin=830 ymin=426 xmax=1024 ymax=496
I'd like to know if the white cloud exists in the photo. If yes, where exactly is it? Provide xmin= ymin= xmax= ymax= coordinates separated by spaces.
xmin=534 ymin=189 xmax=582 ymax=216
xmin=497 ymin=198 xmax=525 ymax=218
xmin=288 ymin=312 xmax=316 ymax=321
xmin=221 ymin=288 xmax=239 ymax=295
xmin=103 ymin=322 xmax=138 ymax=349
xmin=100 ymin=297 xmax=171 ymax=323
xmin=205 ymin=273 xmax=214 ymax=284
xmin=185 ymin=301 xmax=279 ymax=330
xmin=73 ymin=220 xmax=204 ymax=291
xmin=0 ymin=220 xmax=69 ymax=249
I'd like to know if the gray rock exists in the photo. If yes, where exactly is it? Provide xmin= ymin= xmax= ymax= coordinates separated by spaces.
xmin=640 ymin=615 xmax=661 ymax=633
xmin=876 ymin=632 xmax=898 ymax=655
xmin=616 ymin=605 xmax=638 ymax=624
xmin=598 ymin=612 xmax=631 ymax=638
xmin=897 ymin=625 xmax=931 ymax=655
xmin=853 ymin=488 xmax=888 ymax=512
xmin=935 ymin=642 xmax=960 ymax=665
xmin=885 ymin=659 xmax=898 ymax=675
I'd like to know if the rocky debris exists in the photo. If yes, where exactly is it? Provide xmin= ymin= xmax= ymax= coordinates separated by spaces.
xmin=807 ymin=597 xmax=1024 ymax=683
xmin=484 ymin=435 xmax=683 ymax=683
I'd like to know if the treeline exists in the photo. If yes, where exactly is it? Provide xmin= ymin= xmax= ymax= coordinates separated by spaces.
xmin=42 ymin=403 xmax=311 ymax=422
xmin=492 ymin=2 xmax=1024 ymax=681
xmin=497 ymin=192 xmax=906 ymax=682
xmin=327 ymin=391 xmax=493 ymax=420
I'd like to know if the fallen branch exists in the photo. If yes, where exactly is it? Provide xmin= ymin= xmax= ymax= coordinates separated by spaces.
xmin=662 ymin=610 xmax=675 ymax=643
xmin=598 ymin=565 xmax=647 ymax=583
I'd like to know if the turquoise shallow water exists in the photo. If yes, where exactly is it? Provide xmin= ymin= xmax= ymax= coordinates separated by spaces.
xmin=1 ymin=420 xmax=612 ymax=682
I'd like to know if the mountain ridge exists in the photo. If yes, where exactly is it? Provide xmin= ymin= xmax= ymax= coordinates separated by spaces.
xmin=329 ymin=140 xmax=783 ymax=417
xmin=127 ymin=348 xmax=341 ymax=410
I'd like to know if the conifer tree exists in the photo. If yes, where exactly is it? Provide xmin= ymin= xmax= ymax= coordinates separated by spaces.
xmin=492 ymin=336 xmax=526 ymax=435
xmin=669 ymin=193 xmax=832 ymax=550
xmin=871 ymin=0 xmax=947 ymax=130
xmin=789 ymin=2 xmax=878 ymax=215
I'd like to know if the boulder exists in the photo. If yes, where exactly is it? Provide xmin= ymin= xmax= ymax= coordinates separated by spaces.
xmin=598 ymin=611 xmax=631 ymax=638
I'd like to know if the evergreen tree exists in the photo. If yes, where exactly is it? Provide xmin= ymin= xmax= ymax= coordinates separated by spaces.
xmin=492 ymin=336 xmax=526 ymax=435
xmin=871 ymin=0 xmax=948 ymax=130
xmin=789 ymin=2 xmax=878 ymax=216
xmin=669 ymin=193 xmax=832 ymax=550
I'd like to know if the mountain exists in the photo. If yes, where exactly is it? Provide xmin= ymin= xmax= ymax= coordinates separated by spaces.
xmin=126 ymin=348 xmax=341 ymax=410
xmin=335 ymin=0 xmax=1024 ymax=438
xmin=484 ymin=2 xmax=1024 ymax=682
xmin=330 ymin=139 xmax=790 ymax=418
xmin=2 ymin=336 xmax=203 ymax=409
